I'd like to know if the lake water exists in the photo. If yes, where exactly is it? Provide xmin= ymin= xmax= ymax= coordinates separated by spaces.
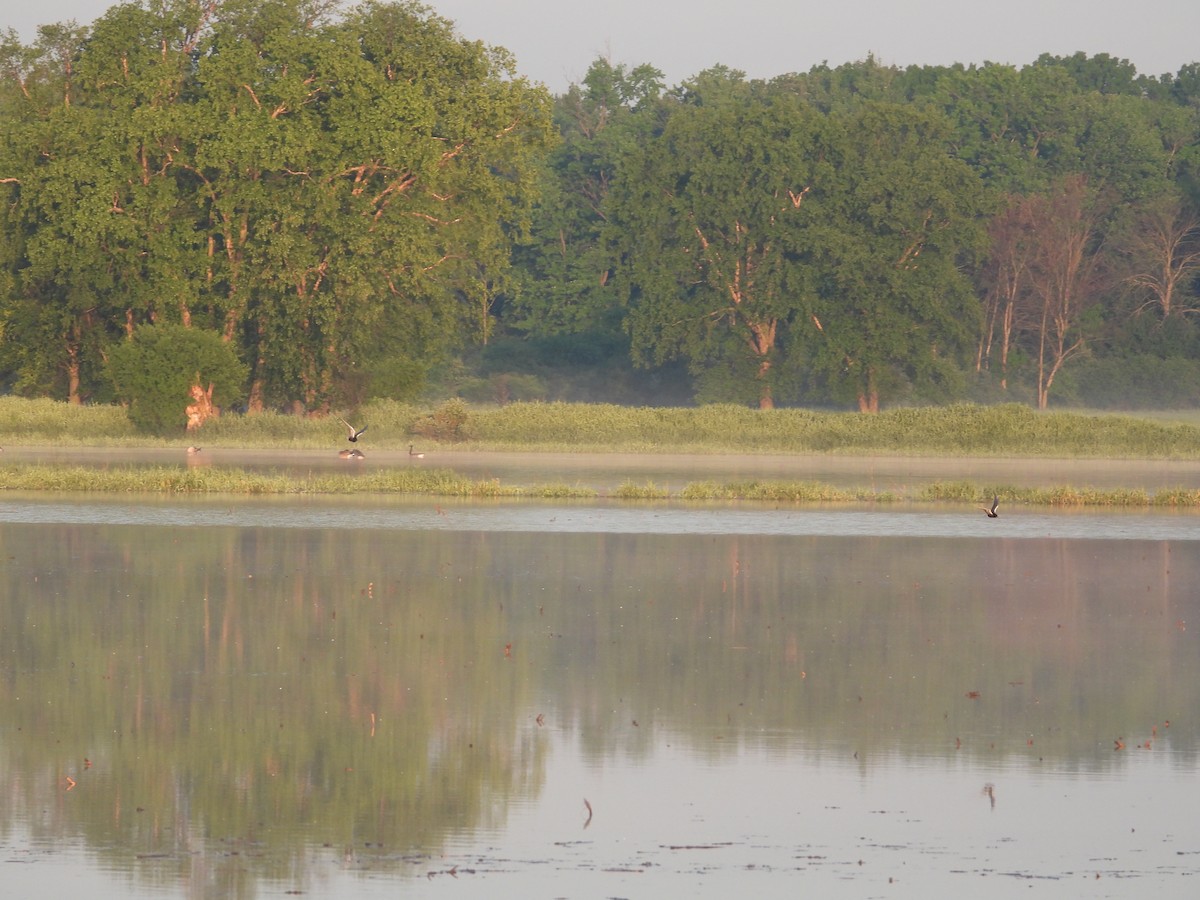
xmin=1 ymin=454 xmax=1198 ymax=897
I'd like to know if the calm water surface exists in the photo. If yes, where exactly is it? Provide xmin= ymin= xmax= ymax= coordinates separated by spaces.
xmin=1 ymin=459 xmax=1198 ymax=897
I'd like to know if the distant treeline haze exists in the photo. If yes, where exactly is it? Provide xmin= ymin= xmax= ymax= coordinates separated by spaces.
xmin=2 ymin=0 xmax=1199 ymax=415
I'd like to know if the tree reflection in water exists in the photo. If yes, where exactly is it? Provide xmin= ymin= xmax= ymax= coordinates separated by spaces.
xmin=0 ymin=509 xmax=1196 ymax=896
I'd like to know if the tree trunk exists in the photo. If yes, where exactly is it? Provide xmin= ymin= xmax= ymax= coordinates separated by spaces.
xmin=247 ymin=376 xmax=264 ymax=413
xmin=66 ymin=346 xmax=82 ymax=405
xmin=857 ymin=367 xmax=879 ymax=413
xmin=185 ymin=381 xmax=216 ymax=430
xmin=757 ymin=357 xmax=774 ymax=410
xmin=65 ymin=322 xmax=82 ymax=404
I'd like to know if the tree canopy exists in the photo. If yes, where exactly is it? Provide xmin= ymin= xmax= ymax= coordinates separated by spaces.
xmin=3 ymin=5 xmax=1200 ymax=414
xmin=0 ymin=0 xmax=554 ymax=411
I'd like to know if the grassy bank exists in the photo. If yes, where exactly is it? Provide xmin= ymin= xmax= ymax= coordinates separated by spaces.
xmin=1 ymin=463 xmax=1199 ymax=507
xmin=3 ymin=396 xmax=1200 ymax=458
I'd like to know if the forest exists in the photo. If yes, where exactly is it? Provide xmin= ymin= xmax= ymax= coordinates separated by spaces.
xmin=2 ymin=0 xmax=1199 ymax=420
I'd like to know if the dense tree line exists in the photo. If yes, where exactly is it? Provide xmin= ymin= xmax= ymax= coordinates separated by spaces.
xmin=511 ymin=55 xmax=1200 ymax=410
xmin=0 ymin=0 xmax=553 ymax=413
xmin=3 ymin=2 xmax=1200 ymax=416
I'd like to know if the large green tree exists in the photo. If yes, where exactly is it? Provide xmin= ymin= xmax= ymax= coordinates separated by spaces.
xmin=801 ymin=102 xmax=990 ymax=411
xmin=0 ymin=0 xmax=553 ymax=411
xmin=607 ymin=75 xmax=833 ymax=408
xmin=508 ymin=58 xmax=663 ymax=339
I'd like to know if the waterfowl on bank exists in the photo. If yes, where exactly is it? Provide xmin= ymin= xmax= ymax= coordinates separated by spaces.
xmin=409 ymin=444 xmax=424 ymax=459
xmin=337 ymin=416 xmax=367 ymax=442
xmin=338 ymin=448 xmax=366 ymax=460
xmin=980 ymin=495 xmax=999 ymax=518
xmin=186 ymin=446 xmax=202 ymax=455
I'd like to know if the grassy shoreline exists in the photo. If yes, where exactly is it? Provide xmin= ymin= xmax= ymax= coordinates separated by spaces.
xmin=2 ymin=397 xmax=1199 ymax=505
xmin=1 ymin=463 xmax=1198 ymax=507
xmin=4 ymin=396 xmax=1200 ymax=457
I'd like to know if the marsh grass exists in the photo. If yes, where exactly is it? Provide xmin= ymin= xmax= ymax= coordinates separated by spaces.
xmin=1 ymin=463 xmax=1194 ymax=506
xmin=466 ymin=401 xmax=1200 ymax=456
xmin=0 ymin=397 xmax=139 ymax=444
xmin=0 ymin=464 xmax=593 ymax=498
xmin=4 ymin=396 xmax=1200 ymax=458
xmin=613 ymin=480 xmax=671 ymax=500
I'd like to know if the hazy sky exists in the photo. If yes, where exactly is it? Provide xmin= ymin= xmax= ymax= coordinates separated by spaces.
xmin=6 ymin=0 xmax=1199 ymax=93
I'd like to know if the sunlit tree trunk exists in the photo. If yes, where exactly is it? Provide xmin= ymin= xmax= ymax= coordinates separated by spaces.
xmin=857 ymin=368 xmax=879 ymax=413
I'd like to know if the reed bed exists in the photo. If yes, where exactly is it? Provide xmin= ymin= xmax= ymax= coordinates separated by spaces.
xmin=5 ymin=396 xmax=1200 ymax=457
xmin=466 ymin=401 xmax=1200 ymax=457
xmin=1 ymin=463 xmax=1197 ymax=507
xmin=0 ymin=464 xmax=598 ymax=498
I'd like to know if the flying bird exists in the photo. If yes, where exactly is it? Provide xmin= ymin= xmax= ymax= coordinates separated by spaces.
xmin=338 ymin=417 xmax=367 ymax=442
xmin=980 ymin=495 xmax=999 ymax=518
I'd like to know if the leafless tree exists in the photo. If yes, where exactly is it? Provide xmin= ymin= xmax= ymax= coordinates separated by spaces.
xmin=1023 ymin=176 xmax=1110 ymax=409
xmin=978 ymin=195 xmax=1039 ymax=391
xmin=1123 ymin=195 xmax=1200 ymax=319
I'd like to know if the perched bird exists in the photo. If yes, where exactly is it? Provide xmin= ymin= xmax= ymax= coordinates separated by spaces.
xmin=186 ymin=446 xmax=202 ymax=455
xmin=338 ymin=448 xmax=365 ymax=460
xmin=980 ymin=495 xmax=999 ymax=518
xmin=409 ymin=444 xmax=424 ymax=459
xmin=338 ymin=417 xmax=367 ymax=442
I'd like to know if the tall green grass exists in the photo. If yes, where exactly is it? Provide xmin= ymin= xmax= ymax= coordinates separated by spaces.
xmin=3 ymin=396 xmax=1200 ymax=458
xmin=1 ymin=463 xmax=1196 ymax=506
xmin=0 ymin=464 xmax=600 ymax=498
xmin=460 ymin=401 xmax=1200 ymax=457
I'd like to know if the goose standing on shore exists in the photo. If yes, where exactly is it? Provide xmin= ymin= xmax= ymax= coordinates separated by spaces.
xmin=409 ymin=444 xmax=424 ymax=459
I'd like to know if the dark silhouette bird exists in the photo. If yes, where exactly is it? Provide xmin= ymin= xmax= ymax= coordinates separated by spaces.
xmin=409 ymin=444 xmax=424 ymax=459
xmin=980 ymin=495 xmax=999 ymax=518
xmin=338 ymin=417 xmax=367 ymax=442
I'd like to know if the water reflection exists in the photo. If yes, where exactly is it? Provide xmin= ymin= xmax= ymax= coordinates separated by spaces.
xmin=3 ymin=493 xmax=1200 ymax=542
xmin=0 ymin=504 xmax=1197 ymax=897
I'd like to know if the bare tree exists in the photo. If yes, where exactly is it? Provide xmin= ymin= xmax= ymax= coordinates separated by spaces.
xmin=1123 ymin=195 xmax=1200 ymax=319
xmin=978 ymin=195 xmax=1039 ymax=391
xmin=1024 ymin=176 xmax=1109 ymax=409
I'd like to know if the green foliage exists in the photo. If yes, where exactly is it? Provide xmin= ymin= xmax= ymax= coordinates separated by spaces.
xmin=412 ymin=397 xmax=472 ymax=442
xmin=359 ymin=354 xmax=427 ymax=404
xmin=1056 ymin=355 xmax=1200 ymax=408
xmin=458 ymin=372 xmax=548 ymax=404
xmin=2 ymin=8 xmax=1200 ymax=415
xmin=0 ymin=1 xmax=554 ymax=411
xmin=105 ymin=325 xmax=248 ymax=433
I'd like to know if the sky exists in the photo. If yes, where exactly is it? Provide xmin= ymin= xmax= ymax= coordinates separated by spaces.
xmin=6 ymin=0 xmax=1199 ymax=94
